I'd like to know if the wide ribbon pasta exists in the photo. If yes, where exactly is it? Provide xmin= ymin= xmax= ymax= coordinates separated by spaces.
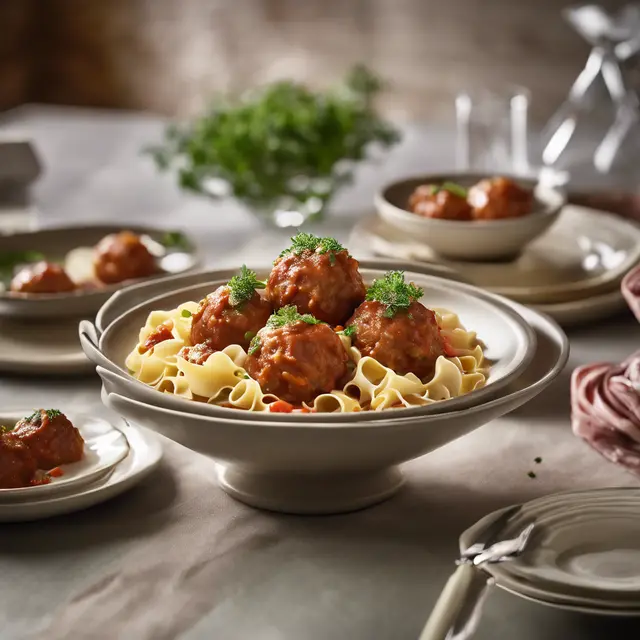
xmin=125 ymin=303 xmax=487 ymax=413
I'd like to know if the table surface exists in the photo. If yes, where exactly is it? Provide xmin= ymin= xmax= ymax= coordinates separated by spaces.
xmin=0 ymin=105 xmax=639 ymax=640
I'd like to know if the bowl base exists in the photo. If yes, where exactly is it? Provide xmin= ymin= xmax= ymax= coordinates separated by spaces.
xmin=216 ymin=464 xmax=404 ymax=515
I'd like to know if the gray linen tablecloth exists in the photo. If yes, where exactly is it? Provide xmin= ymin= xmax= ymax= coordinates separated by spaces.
xmin=0 ymin=106 xmax=639 ymax=640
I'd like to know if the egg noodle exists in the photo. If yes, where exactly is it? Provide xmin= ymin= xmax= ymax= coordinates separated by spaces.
xmin=125 ymin=303 xmax=487 ymax=413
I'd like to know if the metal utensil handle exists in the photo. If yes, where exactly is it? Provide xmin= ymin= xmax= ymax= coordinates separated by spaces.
xmin=418 ymin=563 xmax=478 ymax=640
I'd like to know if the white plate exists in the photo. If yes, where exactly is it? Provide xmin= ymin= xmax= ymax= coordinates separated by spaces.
xmin=0 ymin=316 xmax=92 ymax=375
xmin=0 ymin=412 xmax=129 ymax=501
xmin=0 ymin=421 xmax=162 ymax=522
xmin=460 ymin=488 xmax=640 ymax=611
xmin=351 ymin=207 xmax=640 ymax=304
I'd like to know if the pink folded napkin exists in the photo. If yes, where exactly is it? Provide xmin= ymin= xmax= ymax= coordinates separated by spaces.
xmin=571 ymin=263 xmax=640 ymax=475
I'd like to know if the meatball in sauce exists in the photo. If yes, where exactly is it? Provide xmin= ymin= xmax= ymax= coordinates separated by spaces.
xmin=468 ymin=177 xmax=533 ymax=220
xmin=346 ymin=271 xmax=445 ymax=380
xmin=244 ymin=307 xmax=349 ymax=405
xmin=267 ymin=234 xmax=366 ymax=326
xmin=10 ymin=261 xmax=76 ymax=294
xmin=94 ymin=231 xmax=157 ymax=284
xmin=0 ymin=435 xmax=38 ymax=489
xmin=408 ymin=185 xmax=472 ymax=220
xmin=11 ymin=409 xmax=85 ymax=471
xmin=190 ymin=268 xmax=272 ymax=352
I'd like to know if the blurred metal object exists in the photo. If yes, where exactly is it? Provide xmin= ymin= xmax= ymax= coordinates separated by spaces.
xmin=455 ymin=87 xmax=530 ymax=174
xmin=541 ymin=4 xmax=640 ymax=171
xmin=0 ymin=139 xmax=42 ymax=234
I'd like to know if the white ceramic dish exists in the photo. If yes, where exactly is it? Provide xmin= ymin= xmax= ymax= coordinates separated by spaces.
xmin=81 ymin=264 xmax=537 ymax=424
xmin=99 ymin=302 xmax=567 ymax=514
xmin=0 ymin=224 xmax=200 ymax=319
xmin=0 ymin=421 xmax=161 ymax=522
xmin=375 ymin=173 xmax=565 ymax=261
xmin=0 ymin=412 xmax=129 ymax=500
xmin=351 ymin=207 xmax=640 ymax=304
xmin=460 ymin=489 xmax=640 ymax=612
xmin=0 ymin=315 xmax=93 ymax=375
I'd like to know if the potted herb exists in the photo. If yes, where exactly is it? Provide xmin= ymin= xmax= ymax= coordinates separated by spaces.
xmin=147 ymin=65 xmax=399 ymax=227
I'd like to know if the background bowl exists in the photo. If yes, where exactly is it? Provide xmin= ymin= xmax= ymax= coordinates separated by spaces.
xmin=81 ymin=264 xmax=537 ymax=424
xmin=375 ymin=173 xmax=565 ymax=261
xmin=0 ymin=224 xmax=200 ymax=319
xmin=99 ymin=302 xmax=568 ymax=514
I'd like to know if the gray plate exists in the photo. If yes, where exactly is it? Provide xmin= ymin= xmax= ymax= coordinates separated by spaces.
xmin=0 ymin=224 xmax=200 ymax=319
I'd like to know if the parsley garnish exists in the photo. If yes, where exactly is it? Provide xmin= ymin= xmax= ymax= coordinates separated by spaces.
xmin=341 ymin=324 xmax=357 ymax=338
xmin=25 ymin=409 xmax=62 ymax=423
xmin=227 ymin=265 xmax=266 ymax=307
xmin=429 ymin=182 xmax=468 ymax=198
xmin=248 ymin=335 xmax=262 ymax=355
xmin=527 ymin=471 xmax=537 ymax=479
xmin=278 ymin=233 xmax=347 ymax=262
xmin=266 ymin=305 xmax=322 ymax=329
xmin=534 ymin=457 xmax=542 ymax=464
xmin=366 ymin=271 xmax=423 ymax=318
xmin=160 ymin=231 xmax=191 ymax=251
xmin=181 ymin=309 xmax=192 ymax=318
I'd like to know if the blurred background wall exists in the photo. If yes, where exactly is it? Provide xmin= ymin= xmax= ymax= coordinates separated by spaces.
xmin=0 ymin=0 xmax=631 ymax=123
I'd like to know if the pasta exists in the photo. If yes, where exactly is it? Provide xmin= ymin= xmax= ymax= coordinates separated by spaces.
xmin=125 ymin=303 xmax=487 ymax=414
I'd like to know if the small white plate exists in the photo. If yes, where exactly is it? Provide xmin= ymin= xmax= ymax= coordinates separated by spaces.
xmin=0 ymin=316 xmax=91 ymax=375
xmin=351 ymin=206 xmax=640 ymax=304
xmin=0 ymin=421 xmax=161 ymax=522
xmin=0 ymin=412 xmax=129 ymax=501
xmin=461 ymin=488 xmax=640 ymax=612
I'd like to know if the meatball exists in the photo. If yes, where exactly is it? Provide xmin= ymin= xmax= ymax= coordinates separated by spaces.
xmin=179 ymin=343 xmax=215 ymax=365
xmin=94 ymin=231 xmax=157 ymax=284
xmin=0 ymin=435 xmax=37 ymax=488
xmin=346 ymin=300 xmax=445 ymax=379
xmin=408 ymin=185 xmax=472 ymax=220
xmin=245 ymin=321 xmax=349 ymax=405
xmin=267 ymin=250 xmax=366 ymax=326
xmin=11 ymin=409 xmax=84 ymax=470
xmin=190 ymin=287 xmax=272 ymax=351
xmin=468 ymin=177 xmax=533 ymax=220
xmin=10 ymin=261 xmax=76 ymax=294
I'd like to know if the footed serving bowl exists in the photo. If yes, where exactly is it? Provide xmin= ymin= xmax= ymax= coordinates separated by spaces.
xmin=82 ymin=264 xmax=567 ymax=514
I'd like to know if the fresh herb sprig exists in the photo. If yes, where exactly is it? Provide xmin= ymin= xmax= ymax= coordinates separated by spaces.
xmin=248 ymin=306 xmax=323 ymax=355
xmin=25 ymin=409 xmax=62 ymax=423
xmin=429 ymin=182 xmax=468 ymax=198
xmin=278 ymin=233 xmax=347 ymax=261
xmin=340 ymin=325 xmax=357 ymax=338
xmin=227 ymin=265 xmax=266 ymax=307
xmin=366 ymin=271 xmax=423 ymax=318
xmin=146 ymin=66 xmax=399 ymax=214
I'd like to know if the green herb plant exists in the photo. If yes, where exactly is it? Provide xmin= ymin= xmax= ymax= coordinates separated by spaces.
xmin=366 ymin=271 xmax=423 ymax=318
xmin=147 ymin=65 xmax=399 ymax=220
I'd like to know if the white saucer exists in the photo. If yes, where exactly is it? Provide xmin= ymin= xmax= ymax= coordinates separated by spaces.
xmin=461 ymin=488 xmax=640 ymax=614
xmin=0 ymin=421 xmax=162 ymax=522
xmin=0 ymin=412 xmax=129 ymax=501
xmin=0 ymin=316 xmax=91 ymax=375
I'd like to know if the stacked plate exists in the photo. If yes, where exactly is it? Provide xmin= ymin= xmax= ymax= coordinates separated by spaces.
xmin=460 ymin=488 xmax=640 ymax=615
xmin=349 ymin=205 xmax=640 ymax=326
xmin=80 ymin=262 xmax=569 ymax=515
xmin=0 ymin=412 xmax=162 ymax=522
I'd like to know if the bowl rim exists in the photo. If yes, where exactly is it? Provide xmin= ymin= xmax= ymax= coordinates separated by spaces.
xmin=0 ymin=223 xmax=200 ymax=305
xmin=101 ymin=299 xmax=569 ymax=430
xmin=93 ymin=264 xmax=539 ymax=424
xmin=376 ymin=172 xmax=566 ymax=229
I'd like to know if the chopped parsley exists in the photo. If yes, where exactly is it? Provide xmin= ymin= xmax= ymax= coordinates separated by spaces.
xmin=25 ymin=409 xmax=62 ymax=422
xmin=266 ymin=305 xmax=323 ymax=329
xmin=366 ymin=271 xmax=423 ymax=318
xmin=527 ymin=471 xmax=537 ymax=479
xmin=534 ymin=457 xmax=542 ymax=464
xmin=278 ymin=233 xmax=347 ymax=263
xmin=160 ymin=231 xmax=191 ymax=251
xmin=429 ymin=181 xmax=468 ymax=198
xmin=181 ymin=309 xmax=192 ymax=318
xmin=340 ymin=324 xmax=357 ymax=338
xmin=248 ymin=335 xmax=262 ymax=355
xmin=227 ymin=265 xmax=266 ymax=307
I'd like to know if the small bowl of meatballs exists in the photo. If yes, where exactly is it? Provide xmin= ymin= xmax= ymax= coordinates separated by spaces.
xmin=375 ymin=173 xmax=566 ymax=261
xmin=74 ymin=233 xmax=570 ymax=513
xmin=0 ymin=225 xmax=199 ymax=319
